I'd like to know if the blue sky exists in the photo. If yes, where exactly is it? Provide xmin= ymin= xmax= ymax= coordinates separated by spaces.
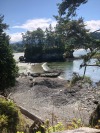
xmin=0 ymin=0 xmax=100 ymax=43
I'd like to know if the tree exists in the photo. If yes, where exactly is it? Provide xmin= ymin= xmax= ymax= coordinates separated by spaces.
xmin=0 ymin=15 xmax=18 ymax=91
xmin=10 ymin=43 xmax=24 ymax=52
xmin=45 ymin=24 xmax=55 ymax=49
xmin=55 ymin=15 xmax=90 ymax=58
xmin=22 ymin=28 xmax=45 ymax=62
xmin=58 ymin=0 xmax=88 ymax=17
xmin=57 ymin=0 xmax=100 ymax=77
xmin=54 ymin=0 xmax=91 ymax=58
xmin=22 ymin=26 xmax=66 ymax=62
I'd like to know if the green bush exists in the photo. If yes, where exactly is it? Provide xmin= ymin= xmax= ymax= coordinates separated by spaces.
xmin=70 ymin=73 xmax=82 ymax=85
xmin=0 ymin=98 xmax=19 ymax=133
xmin=70 ymin=73 xmax=92 ymax=86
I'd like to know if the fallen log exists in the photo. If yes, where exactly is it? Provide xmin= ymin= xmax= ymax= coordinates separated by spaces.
xmin=18 ymin=105 xmax=44 ymax=124
xmin=0 ymin=95 xmax=44 ymax=124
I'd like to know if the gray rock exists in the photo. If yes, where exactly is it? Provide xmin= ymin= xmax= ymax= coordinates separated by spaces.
xmin=89 ymin=104 xmax=100 ymax=127
xmin=54 ymin=127 xmax=100 ymax=133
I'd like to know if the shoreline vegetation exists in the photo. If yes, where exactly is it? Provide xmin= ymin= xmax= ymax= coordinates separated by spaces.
xmin=18 ymin=51 xmax=100 ymax=63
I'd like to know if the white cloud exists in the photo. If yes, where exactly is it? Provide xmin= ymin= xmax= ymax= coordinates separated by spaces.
xmin=10 ymin=18 xmax=57 ymax=43
xmin=12 ymin=18 xmax=57 ymax=31
xmin=10 ymin=19 xmax=100 ymax=43
xmin=9 ymin=32 xmax=22 ymax=43
xmin=85 ymin=20 xmax=100 ymax=32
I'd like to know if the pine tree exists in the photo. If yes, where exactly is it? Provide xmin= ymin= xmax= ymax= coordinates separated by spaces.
xmin=0 ymin=15 xmax=18 ymax=91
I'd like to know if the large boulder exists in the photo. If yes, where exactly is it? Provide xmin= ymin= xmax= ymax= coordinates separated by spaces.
xmin=89 ymin=104 xmax=100 ymax=127
xmin=19 ymin=56 xmax=25 ymax=62
xmin=54 ymin=127 xmax=100 ymax=133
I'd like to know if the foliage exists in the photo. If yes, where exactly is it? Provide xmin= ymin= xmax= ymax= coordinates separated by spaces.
xmin=70 ymin=73 xmax=83 ymax=85
xmin=22 ymin=18 xmax=91 ymax=61
xmin=55 ymin=17 xmax=90 ymax=56
xmin=0 ymin=97 xmax=29 ymax=133
xmin=54 ymin=0 xmax=92 ymax=59
xmin=66 ymin=118 xmax=83 ymax=130
xmin=22 ymin=26 xmax=65 ymax=62
xmin=36 ymin=119 xmax=64 ymax=133
xmin=57 ymin=0 xmax=100 ymax=76
xmin=0 ymin=15 xmax=18 ymax=91
xmin=36 ymin=118 xmax=84 ymax=133
xmin=10 ymin=43 xmax=24 ymax=52
xmin=0 ymin=98 xmax=19 ymax=133
xmin=58 ymin=0 xmax=88 ymax=17
xmin=70 ymin=73 xmax=91 ymax=86
xmin=95 ymin=120 xmax=100 ymax=129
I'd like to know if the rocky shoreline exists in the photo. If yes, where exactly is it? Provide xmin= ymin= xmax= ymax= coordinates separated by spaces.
xmin=8 ymin=73 xmax=100 ymax=127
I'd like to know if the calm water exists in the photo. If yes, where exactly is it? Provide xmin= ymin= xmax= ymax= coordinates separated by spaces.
xmin=13 ymin=51 xmax=100 ymax=82
xmin=48 ymin=60 xmax=100 ymax=82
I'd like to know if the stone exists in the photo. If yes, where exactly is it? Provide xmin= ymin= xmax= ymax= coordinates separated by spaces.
xmin=54 ymin=127 xmax=100 ymax=133
xmin=89 ymin=104 xmax=100 ymax=127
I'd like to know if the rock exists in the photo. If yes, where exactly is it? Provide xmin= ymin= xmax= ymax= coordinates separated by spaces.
xmin=89 ymin=104 xmax=100 ymax=127
xmin=93 ymin=100 xmax=99 ymax=105
xmin=19 ymin=56 xmax=25 ymax=62
xmin=30 ymin=73 xmax=40 ymax=77
xmin=40 ymin=72 xmax=60 ymax=78
xmin=9 ymin=76 xmax=100 ymax=126
xmin=53 ymin=127 xmax=100 ymax=133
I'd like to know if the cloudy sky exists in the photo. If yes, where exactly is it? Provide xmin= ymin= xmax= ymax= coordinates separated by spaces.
xmin=0 ymin=0 xmax=100 ymax=43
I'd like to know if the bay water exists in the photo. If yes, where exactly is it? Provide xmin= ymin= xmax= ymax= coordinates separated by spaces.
xmin=13 ymin=50 xmax=100 ymax=82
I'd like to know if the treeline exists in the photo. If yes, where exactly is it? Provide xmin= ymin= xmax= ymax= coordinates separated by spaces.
xmin=21 ymin=17 xmax=94 ymax=62
xmin=10 ymin=43 xmax=24 ymax=52
xmin=10 ymin=0 xmax=100 ymax=63
xmin=22 ymin=25 xmax=65 ymax=62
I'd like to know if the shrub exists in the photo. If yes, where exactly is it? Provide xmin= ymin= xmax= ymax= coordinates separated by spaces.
xmin=0 ymin=98 xmax=19 ymax=133
xmin=70 ymin=73 xmax=92 ymax=86
xmin=70 ymin=73 xmax=82 ymax=85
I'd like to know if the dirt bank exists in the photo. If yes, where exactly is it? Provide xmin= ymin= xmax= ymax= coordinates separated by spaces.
xmin=9 ymin=75 xmax=100 ymax=125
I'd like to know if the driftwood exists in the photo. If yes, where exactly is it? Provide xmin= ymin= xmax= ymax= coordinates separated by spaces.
xmin=0 ymin=95 xmax=45 ymax=133
xmin=0 ymin=95 xmax=44 ymax=123
xmin=18 ymin=105 xmax=44 ymax=123
xmin=18 ymin=106 xmax=45 ymax=133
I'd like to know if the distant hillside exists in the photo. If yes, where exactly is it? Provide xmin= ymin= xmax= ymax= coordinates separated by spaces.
xmin=10 ymin=42 xmax=24 ymax=52
xmin=90 ymin=32 xmax=100 ymax=40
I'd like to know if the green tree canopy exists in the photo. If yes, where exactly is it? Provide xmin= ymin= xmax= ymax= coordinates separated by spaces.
xmin=0 ymin=15 xmax=18 ymax=91
xmin=58 ymin=0 xmax=88 ymax=17
xmin=57 ymin=0 xmax=100 ymax=74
